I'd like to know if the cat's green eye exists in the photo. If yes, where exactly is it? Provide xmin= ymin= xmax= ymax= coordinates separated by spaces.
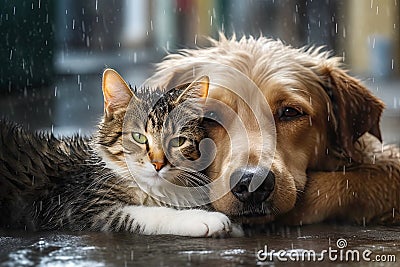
xmin=132 ymin=132 xmax=148 ymax=144
xmin=170 ymin=137 xmax=186 ymax=147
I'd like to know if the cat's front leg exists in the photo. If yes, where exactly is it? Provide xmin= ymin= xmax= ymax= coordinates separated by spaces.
xmin=94 ymin=205 xmax=240 ymax=237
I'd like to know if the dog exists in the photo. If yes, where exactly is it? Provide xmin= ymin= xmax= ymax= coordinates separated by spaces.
xmin=145 ymin=34 xmax=400 ymax=226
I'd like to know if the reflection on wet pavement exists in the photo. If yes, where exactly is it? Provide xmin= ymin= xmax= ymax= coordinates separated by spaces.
xmin=1 ymin=225 xmax=399 ymax=266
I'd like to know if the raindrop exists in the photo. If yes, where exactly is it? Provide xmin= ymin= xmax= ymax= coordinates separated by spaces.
xmin=317 ymin=189 xmax=320 ymax=196
xmin=31 ymin=3 xmax=34 ymax=10
xmin=72 ymin=19 xmax=75 ymax=30
xmin=51 ymin=124 xmax=54 ymax=133
xmin=133 ymin=52 xmax=137 ymax=63
xmin=376 ymin=5 xmax=379 ymax=15
xmin=150 ymin=20 xmax=153 ymax=31
xmin=393 ymin=208 xmax=395 ymax=218
xmin=9 ymin=49 xmax=12 ymax=60
xmin=342 ymin=165 xmax=346 ymax=174
xmin=87 ymin=105 xmax=90 ymax=110
xmin=391 ymin=59 xmax=394 ymax=70
xmin=13 ymin=6 xmax=16 ymax=15
xmin=58 ymin=195 xmax=61 ymax=205
xmin=338 ymin=197 xmax=341 ymax=206
xmin=38 ymin=0 xmax=41 ymax=9
xmin=194 ymin=34 xmax=197 ymax=45
xmin=210 ymin=15 xmax=213 ymax=26
xmin=346 ymin=179 xmax=349 ymax=189
xmin=77 ymin=74 xmax=80 ymax=84
xmin=37 ymin=239 xmax=45 ymax=247
xmin=95 ymin=0 xmax=98 ymax=11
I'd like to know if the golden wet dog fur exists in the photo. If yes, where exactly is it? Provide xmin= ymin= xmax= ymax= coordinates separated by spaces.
xmin=146 ymin=34 xmax=400 ymax=226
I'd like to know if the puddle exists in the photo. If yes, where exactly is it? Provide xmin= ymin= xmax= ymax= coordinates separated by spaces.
xmin=1 ymin=224 xmax=399 ymax=266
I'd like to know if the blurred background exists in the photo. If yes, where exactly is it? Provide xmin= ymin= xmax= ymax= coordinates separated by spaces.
xmin=0 ymin=0 xmax=399 ymax=143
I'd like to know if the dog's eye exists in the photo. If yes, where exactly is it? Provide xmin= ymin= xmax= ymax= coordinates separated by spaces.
xmin=279 ymin=107 xmax=303 ymax=121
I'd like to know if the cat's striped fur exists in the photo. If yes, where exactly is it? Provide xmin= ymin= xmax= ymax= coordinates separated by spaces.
xmin=0 ymin=69 xmax=234 ymax=237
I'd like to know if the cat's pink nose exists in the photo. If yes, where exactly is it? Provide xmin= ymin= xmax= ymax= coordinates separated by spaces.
xmin=152 ymin=161 xmax=165 ymax=171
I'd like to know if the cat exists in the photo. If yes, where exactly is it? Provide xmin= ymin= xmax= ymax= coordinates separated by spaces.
xmin=0 ymin=69 xmax=233 ymax=237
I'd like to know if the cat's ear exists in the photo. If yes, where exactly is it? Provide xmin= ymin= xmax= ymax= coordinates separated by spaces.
xmin=175 ymin=76 xmax=210 ymax=104
xmin=102 ymin=69 xmax=137 ymax=118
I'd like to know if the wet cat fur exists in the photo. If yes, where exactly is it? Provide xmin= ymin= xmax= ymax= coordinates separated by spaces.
xmin=0 ymin=72 xmax=212 ymax=231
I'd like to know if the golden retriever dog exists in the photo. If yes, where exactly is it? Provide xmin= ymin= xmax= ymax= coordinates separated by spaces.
xmin=145 ymin=34 xmax=400 ymax=226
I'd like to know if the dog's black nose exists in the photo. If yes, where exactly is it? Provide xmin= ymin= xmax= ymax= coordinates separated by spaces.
xmin=230 ymin=167 xmax=275 ymax=203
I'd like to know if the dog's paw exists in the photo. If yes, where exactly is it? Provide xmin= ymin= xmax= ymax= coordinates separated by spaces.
xmin=173 ymin=210 xmax=231 ymax=237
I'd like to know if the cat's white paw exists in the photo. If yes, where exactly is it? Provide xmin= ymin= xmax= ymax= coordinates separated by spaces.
xmin=103 ymin=206 xmax=234 ymax=237
xmin=172 ymin=210 xmax=231 ymax=237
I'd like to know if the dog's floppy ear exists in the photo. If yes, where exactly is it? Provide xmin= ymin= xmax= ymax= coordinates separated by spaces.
xmin=319 ymin=62 xmax=385 ymax=160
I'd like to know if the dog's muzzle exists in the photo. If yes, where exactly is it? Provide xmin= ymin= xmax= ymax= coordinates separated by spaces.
xmin=229 ymin=166 xmax=275 ymax=204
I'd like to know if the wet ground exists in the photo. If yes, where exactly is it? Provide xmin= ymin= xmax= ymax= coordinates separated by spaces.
xmin=1 ymin=225 xmax=399 ymax=266
xmin=0 ymin=65 xmax=400 ymax=266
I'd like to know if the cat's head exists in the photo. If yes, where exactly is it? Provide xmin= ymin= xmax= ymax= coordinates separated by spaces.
xmin=96 ymin=69 xmax=211 ymax=197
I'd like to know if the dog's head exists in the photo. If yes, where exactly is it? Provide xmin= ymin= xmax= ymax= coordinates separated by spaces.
xmin=145 ymin=34 xmax=384 ymax=223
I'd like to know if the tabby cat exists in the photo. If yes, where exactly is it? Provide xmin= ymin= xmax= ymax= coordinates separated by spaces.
xmin=0 ymin=69 xmax=231 ymax=237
